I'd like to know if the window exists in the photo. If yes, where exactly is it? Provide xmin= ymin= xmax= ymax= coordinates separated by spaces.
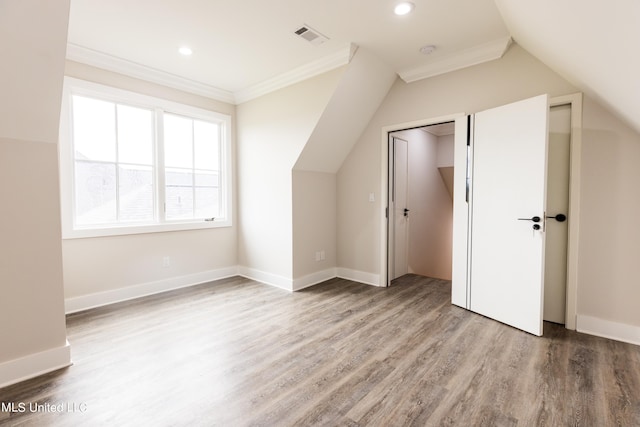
xmin=60 ymin=77 xmax=232 ymax=238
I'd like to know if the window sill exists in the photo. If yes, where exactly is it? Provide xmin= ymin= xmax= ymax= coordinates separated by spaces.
xmin=62 ymin=219 xmax=232 ymax=240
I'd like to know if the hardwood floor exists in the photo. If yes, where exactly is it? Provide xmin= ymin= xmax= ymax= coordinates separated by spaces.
xmin=1 ymin=274 xmax=639 ymax=426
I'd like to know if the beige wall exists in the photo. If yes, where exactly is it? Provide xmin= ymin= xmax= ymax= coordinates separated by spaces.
xmin=337 ymin=43 xmax=640 ymax=330
xmin=578 ymin=95 xmax=640 ymax=326
xmin=63 ymin=228 xmax=237 ymax=298
xmin=290 ymin=48 xmax=396 ymax=286
xmin=0 ymin=0 xmax=70 ymax=382
xmin=437 ymin=134 xmax=455 ymax=168
xmin=292 ymin=171 xmax=337 ymax=280
xmin=61 ymin=61 xmax=238 ymax=300
xmin=0 ymin=140 xmax=68 ymax=360
xmin=0 ymin=3 xmax=69 ymax=145
xmin=236 ymin=68 xmax=344 ymax=283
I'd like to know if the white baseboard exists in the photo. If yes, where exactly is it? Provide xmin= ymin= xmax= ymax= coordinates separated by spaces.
xmin=336 ymin=268 xmax=382 ymax=287
xmin=0 ymin=341 xmax=72 ymax=389
xmin=64 ymin=267 xmax=238 ymax=314
xmin=237 ymin=266 xmax=293 ymax=291
xmin=577 ymin=315 xmax=640 ymax=346
xmin=64 ymin=265 xmax=384 ymax=314
xmin=293 ymin=268 xmax=337 ymax=291
xmin=238 ymin=266 xmax=383 ymax=291
xmin=239 ymin=266 xmax=382 ymax=291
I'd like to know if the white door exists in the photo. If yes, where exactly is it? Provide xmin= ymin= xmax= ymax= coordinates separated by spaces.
xmin=469 ymin=94 xmax=549 ymax=336
xmin=392 ymin=137 xmax=409 ymax=280
xmin=544 ymin=104 xmax=571 ymax=323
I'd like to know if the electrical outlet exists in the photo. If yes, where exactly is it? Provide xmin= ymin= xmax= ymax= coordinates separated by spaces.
xmin=162 ymin=256 xmax=171 ymax=268
xmin=320 ymin=250 xmax=325 ymax=260
xmin=315 ymin=251 xmax=321 ymax=262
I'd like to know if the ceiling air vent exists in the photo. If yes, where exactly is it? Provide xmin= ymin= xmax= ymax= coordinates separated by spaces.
xmin=293 ymin=25 xmax=328 ymax=46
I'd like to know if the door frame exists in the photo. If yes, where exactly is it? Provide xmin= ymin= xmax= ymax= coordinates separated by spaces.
xmin=550 ymin=93 xmax=582 ymax=330
xmin=381 ymin=113 xmax=464 ymax=287
xmin=379 ymin=93 xmax=582 ymax=330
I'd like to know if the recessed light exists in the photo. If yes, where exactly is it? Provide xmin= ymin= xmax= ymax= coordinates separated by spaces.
xmin=178 ymin=46 xmax=193 ymax=56
xmin=394 ymin=2 xmax=415 ymax=15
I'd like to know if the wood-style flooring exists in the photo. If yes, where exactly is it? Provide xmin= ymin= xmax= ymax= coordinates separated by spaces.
xmin=1 ymin=275 xmax=639 ymax=426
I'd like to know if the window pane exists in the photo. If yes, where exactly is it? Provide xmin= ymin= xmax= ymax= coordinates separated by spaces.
xmin=195 ymin=187 xmax=218 ymax=218
xmin=194 ymin=120 xmax=219 ymax=170
xmin=165 ymin=168 xmax=193 ymax=219
xmin=63 ymin=80 xmax=231 ymax=236
xmin=75 ymin=161 xmax=117 ymax=225
xmin=118 ymin=105 xmax=154 ymax=165
xmin=72 ymin=96 xmax=116 ymax=162
xmin=164 ymin=114 xmax=193 ymax=168
xmin=195 ymin=171 xmax=219 ymax=218
xmin=195 ymin=170 xmax=218 ymax=187
xmin=119 ymin=165 xmax=153 ymax=222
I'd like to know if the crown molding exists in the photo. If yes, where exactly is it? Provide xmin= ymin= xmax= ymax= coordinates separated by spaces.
xmin=233 ymin=43 xmax=357 ymax=104
xmin=66 ymin=43 xmax=236 ymax=104
xmin=398 ymin=37 xmax=513 ymax=84
xmin=67 ymin=43 xmax=357 ymax=105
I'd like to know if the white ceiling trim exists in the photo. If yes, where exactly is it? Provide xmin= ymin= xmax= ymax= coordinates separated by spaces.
xmin=66 ymin=43 xmax=236 ymax=104
xmin=67 ymin=42 xmax=357 ymax=106
xmin=233 ymin=43 xmax=358 ymax=104
xmin=398 ymin=37 xmax=513 ymax=84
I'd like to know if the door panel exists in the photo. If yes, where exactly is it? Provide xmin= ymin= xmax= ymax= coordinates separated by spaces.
xmin=392 ymin=137 xmax=409 ymax=279
xmin=469 ymin=95 xmax=549 ymax=336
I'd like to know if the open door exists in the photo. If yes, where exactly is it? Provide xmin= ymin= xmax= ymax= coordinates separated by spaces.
xmin=393 ymin=137 xmax=409 ymax=280
xmin=388 ymin=136 xmax=409 ymax=282
xmin=468 ymin=94 xmax=549 ymax=336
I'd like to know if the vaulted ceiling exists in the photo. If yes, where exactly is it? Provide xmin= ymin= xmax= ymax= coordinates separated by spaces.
xmin=67 ymin=0 xmax=640 ymax=132
xmin=494 ymin=0 xmax=640 ymax=134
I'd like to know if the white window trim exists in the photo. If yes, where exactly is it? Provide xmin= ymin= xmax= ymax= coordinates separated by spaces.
xmin=59 ymin=77 xmax=233 ymax=239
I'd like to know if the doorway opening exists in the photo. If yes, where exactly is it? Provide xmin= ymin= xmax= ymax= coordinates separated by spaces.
xmin=387 ymin=122 xmax=455 ymax=285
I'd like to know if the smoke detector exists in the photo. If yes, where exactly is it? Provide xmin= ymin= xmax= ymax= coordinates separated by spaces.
xmin=420 ymin=45 xmax=436 ymax=55
xmin=293 ymin=25 xmax=329 ymax=46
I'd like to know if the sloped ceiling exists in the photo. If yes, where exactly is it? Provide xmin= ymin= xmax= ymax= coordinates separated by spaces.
xmin=495 ymin=0 xmax=640 ymax=134
xmin=294 ymin=47 xmax=397 ymax=173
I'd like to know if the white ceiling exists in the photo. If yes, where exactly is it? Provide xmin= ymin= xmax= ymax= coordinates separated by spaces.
xmin=67 ymin=0 xmax=510 ymax=103
xmin=67 ymin=0 xmax=640 ymax=135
